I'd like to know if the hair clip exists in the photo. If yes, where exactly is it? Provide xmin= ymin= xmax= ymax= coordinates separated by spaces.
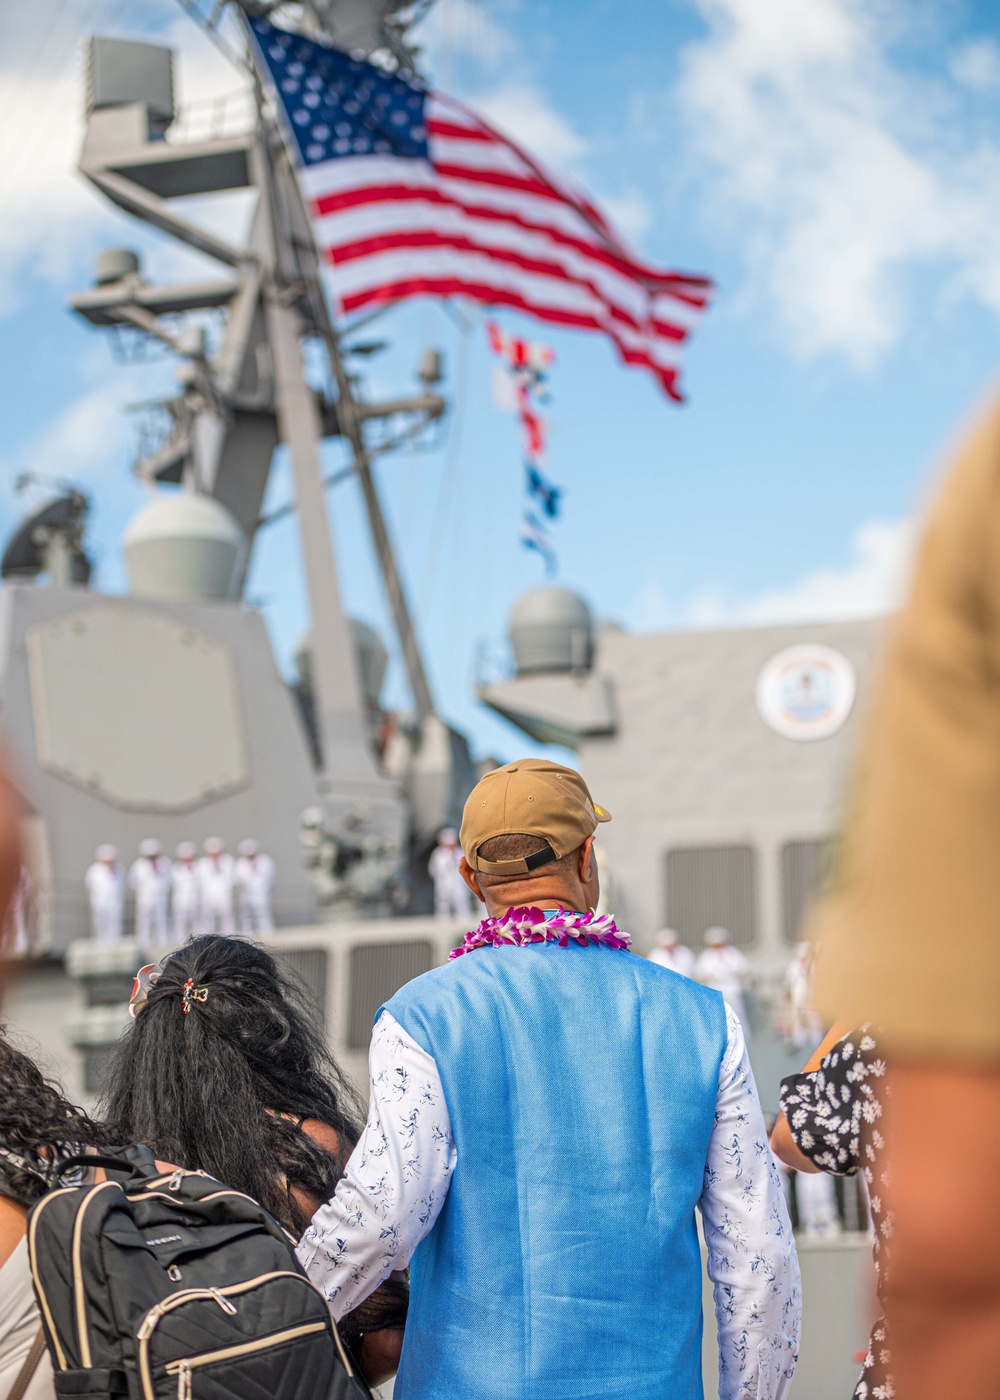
xmin=181 ymin=979 xmax=209 ymax=1015
xmin=128 ymin=963 xmax=160 ymax=1020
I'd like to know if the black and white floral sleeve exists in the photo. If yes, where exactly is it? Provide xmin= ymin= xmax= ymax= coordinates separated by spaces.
xmin=780 ymin=1027 xmax=894 ymax=1400
xmin=779 ymin=1026 xmax=887 ymax=1176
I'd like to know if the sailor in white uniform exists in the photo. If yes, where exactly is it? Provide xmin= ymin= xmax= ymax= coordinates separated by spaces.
xmin=234 ymin=839 xmax=276 ymax=936
xmin=647 ymin=927 xmax=696 ymax=978
xmin=198 ymin=837 xmax=235 ymax=937
xmin=695 ymin=926 xmax=751 ymax=1029
xmin=795 ymin=1167 xmax=841 ymax=1239
xmin=4 ymin=866 xmax=32 ymax=956
xmin=84 ymin=845 xmax=125 ymax=944
xmin=785 ymin=940 xmax=822 ymax=1049
xmin=128 ymin=839 xmax=172 ymax=950
xmin=428 ymin=828 xmax=472 ymax=919
xmin=171 ymin=842 xmax=201 ymax=942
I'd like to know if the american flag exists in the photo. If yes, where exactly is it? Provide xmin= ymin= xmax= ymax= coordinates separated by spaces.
xmin=250 ymin=18 xmax=712 ymax=401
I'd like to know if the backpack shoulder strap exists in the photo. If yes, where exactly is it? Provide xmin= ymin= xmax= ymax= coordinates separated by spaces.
xmin=6 ymin=1327 xmax=46 ymax=1400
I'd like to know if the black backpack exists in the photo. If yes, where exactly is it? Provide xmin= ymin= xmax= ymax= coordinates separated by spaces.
xmin=26 ymin=1149 xmax=371 ymax=1400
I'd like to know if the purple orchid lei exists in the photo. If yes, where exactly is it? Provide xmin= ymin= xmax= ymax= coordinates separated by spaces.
xmin=449 ymin=904 xmax=631 ymax=960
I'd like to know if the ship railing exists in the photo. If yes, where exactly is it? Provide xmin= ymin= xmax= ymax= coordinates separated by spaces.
xmin=473 ymin=638 xmax=516 ymax=688
xmin=166 ymin=88 xmax=257 ymax=147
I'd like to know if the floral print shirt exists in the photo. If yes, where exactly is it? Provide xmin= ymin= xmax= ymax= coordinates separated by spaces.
xmin=779 ymin=1025 xmax=893 ymax=1400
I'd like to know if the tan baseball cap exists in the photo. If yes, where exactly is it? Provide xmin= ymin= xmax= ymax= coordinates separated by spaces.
xmin=460 ymin=758 xmax=611 ymax=875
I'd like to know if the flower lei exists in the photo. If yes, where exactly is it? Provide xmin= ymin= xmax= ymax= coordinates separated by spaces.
xmin=449 ymin=905 xmax=630 ymax=960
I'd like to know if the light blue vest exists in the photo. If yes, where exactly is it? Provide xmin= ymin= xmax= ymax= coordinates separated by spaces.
xmin=383 ymin=939 xmax=728 ymax=1400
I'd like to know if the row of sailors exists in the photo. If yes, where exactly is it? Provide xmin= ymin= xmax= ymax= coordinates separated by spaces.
xmin=85 ymin=838 xmax=276 ymax=947
xmin=647 ymin=925 xmax=752 ymax=1026
xmin=650 ymin=927 xmax=823 ymax=1048
xmin=650 ymin=927 xmax=843 ymax=1238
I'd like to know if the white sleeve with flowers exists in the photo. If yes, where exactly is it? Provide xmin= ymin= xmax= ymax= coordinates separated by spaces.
xmin=296 ymin=1009 xmax=457 ymax=1318
xmin=700 ymin=1005 xmax=801 ymax=1400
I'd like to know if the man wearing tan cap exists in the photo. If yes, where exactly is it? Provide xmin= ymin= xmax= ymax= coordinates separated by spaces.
xmin=299 ymin=759 xmax=799 ymax=1400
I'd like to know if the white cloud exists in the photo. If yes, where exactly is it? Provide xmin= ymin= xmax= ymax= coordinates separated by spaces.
xmin=2 ymin=382 xmax=136 ymax=485
xmin=731 ymin=517 xmax=915 ymax=623
xmin=597 ymin=189 xmax=652 ymax=243
xmin=0 ymin=57 xmax=102 ymax=314
xmin=414 ymin=0 xmax=517 ymax=73
xmin=475 ymin=81 xmax=655 ymax=242
xmin=949 ymin=38 xmax=1000 ymax=93
xmin=415 ymin=0 xmax=648 ymax=240
xmin=631 ymin=517 xmax=915 ymax=632
xmin=677 ymin=0 xmax=1000 ymax=363
xmin=475 ymin=85 xmax=589 ymax=170
xmin=0 ymin=5 xmax=249 ymax=316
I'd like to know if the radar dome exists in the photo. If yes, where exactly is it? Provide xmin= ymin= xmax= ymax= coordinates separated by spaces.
xmin=295 ymin=620 xmax=388 ymax=712
xmin=123 ymin=492 xmax=245 ymax=602
xmin=95 ymin=248 xmax=140 ymax=286
xmin=351 ymin=619 xmax=389 ymax=712
xmin=509 ymin=586 xmax=593 ymax=675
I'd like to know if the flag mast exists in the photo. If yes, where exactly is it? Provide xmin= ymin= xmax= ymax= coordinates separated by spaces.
xmin=242 ymin=7 xmax=439 ymax=733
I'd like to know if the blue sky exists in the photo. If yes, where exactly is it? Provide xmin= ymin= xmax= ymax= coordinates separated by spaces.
xmin=2 ymin=0 xmax=1000 ymax=761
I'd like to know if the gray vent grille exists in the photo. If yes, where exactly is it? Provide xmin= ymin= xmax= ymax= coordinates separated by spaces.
xmin=82 ymin=1048 xmax=113 ymax=1096
xmin=348 ymin=941 xmax=435 ymax=1050
xmin=665 ymin=845 xmax=758 ymax=951
xmin=781 ymin=839 xmax=833 ymax=945
xmin=273 ymin=947 xmax=330 ymax=1032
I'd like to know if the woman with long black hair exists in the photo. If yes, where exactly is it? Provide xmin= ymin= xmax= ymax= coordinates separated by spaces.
xmin=101 ymin=934 xmax=407 ymax=1386
xmin=0 ymin=1030 xmax=119 ymax=1400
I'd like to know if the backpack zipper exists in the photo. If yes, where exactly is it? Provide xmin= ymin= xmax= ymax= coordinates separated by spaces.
xmin=26 ymin=1186 xmax=80 ymax=1371
xmin=72 ymin=1181 xmax=120 ymax=1369
xmin=134 ymin=1171 xmax=213 ymax=1192
xmin=163 ymin=1322 xmax=327 ymax=1377
xmin=29 ymin=1178 xmax=119 ymax=1372
xmin=136 ymin=1271 xmax=315 ymax=1400
xmin=175 ymin=1360 xmax=192 ymax=1400
xmin=126 ymin=1185 xmax=268 ymax=1211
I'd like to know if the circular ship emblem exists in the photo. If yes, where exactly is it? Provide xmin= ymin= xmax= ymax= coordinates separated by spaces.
xmin=755 ymin=644 xmax=856 ymax=741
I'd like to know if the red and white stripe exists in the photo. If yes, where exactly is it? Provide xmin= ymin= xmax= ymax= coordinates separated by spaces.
xmin=300 ymin=92 xmax=711 ymax=400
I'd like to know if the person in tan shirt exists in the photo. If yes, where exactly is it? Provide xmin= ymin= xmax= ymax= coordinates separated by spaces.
xmin=811 ymin=386 xmax=1000 ymax=1399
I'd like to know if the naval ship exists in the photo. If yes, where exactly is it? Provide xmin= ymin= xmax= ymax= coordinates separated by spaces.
xmin=0 ymin=2 xmax=878 ymax=1393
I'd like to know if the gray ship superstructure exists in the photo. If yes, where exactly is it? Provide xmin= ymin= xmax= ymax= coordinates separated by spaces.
xmin=1 ymin=7 xmax=476 ymax=961
xmin=480 ymin=585 xmax=882 ymax=964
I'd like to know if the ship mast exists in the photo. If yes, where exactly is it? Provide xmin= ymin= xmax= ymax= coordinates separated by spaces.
xmin=249 ymin=46 xmax=438 ymax=723
xmin=70 ymin=0 xmax=457 ymax=857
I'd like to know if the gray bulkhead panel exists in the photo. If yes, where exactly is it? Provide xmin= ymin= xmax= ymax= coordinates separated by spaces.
xmin=578 ymin=618 xmax=884 ymax=951
xmin=0 ymin=583 xmax=319 ymax=948
xmin=28 ymin=607 xmax=249 ymax=809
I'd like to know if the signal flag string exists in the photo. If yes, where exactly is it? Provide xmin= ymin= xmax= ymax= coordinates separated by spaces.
xmin=487 ymin=320 xmax=562 ymax=576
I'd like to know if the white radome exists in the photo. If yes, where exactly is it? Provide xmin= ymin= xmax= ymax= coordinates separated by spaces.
xmin=509 ymin=585 xmax=593 ymax=675
xmin=123 ymin=492 xmax=246 ymax=603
